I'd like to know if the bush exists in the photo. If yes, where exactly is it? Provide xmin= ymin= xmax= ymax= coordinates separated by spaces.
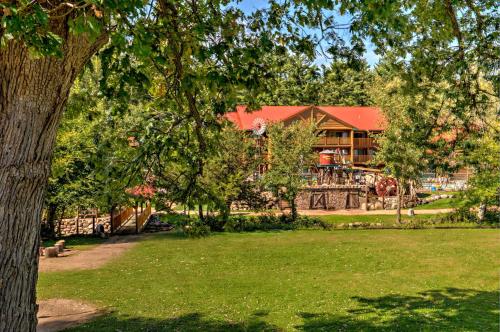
xmin=183 ymin=222 xmax=211 ymax=238
xmin=200 ymin=214 xmax=332 ymax=232
xmin=204 ymin=215 xmax=226 ymax=232
xmin=429 ymin=208 xmax=499 ymax=226
xmin=430 ymin=209 xmax=478 ymax=224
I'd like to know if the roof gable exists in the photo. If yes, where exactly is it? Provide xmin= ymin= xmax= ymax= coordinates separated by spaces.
xmin=225 ymin=105 xmax=386 ymax=131
xmin=283 ymin=106 xmax=354 ymax=130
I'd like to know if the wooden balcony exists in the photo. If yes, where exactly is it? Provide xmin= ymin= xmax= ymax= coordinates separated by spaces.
xmin=353 ymin=137 xmax=376 ymax=148
xmin=317 ymin=155 xmax=351 ymax=164
xmin=315 ymin=136 xmax=351 ymax=146
xmin=353 ymin=154 xmax=373 ymax=163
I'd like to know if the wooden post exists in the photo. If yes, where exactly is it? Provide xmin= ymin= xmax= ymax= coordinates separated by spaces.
xmin=110 ymin=207 xmax=114 ymax=234
xmin=267 ymin=136 xmax=272 ymax=169
xmin=350 ymin=130 xmax=354 ymax=163
xmin=365 ymin=186 xmax=369 ymax=210
xmin=135 ymin=204 xmax=139 ymax=234
xmin=58 ymin=208 xmax=65 ymax=237
xmin=92 ymin=215 xmax=96 ymax=235
xmin=76 ymin=207 xmax=80 ymax=235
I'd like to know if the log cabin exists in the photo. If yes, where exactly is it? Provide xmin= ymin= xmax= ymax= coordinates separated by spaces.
xmin=225 ymin=105 xmax=386 ymax=166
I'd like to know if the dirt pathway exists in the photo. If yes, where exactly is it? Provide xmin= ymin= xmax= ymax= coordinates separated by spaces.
xmin=39 ymin=235 xmax=142 ymax=273
xmin=233 ymin=208 xmax=454 ymax=217
xmin=38 ymin=236 xmax=144 ymax=331
xmin=297 ymin=208 xmax=454 ymax=216
xmin=37 ymin=299 xmax=101 ymax=332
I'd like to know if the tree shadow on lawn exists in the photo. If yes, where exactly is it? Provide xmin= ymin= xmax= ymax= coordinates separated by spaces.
xmin=296 ymin=288 xmax=499 ymax=331
xmin=68 ymin=311 xmax=282 ymax=331
xmin=66 ymin=288 xmax=498 ymax=331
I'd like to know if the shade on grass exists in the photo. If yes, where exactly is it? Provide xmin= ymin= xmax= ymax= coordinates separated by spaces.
xmin=38 ymin=229 xmax=499 ymax=331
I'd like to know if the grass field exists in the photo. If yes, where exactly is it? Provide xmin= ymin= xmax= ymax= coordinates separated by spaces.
xmin=414 ymin=198 xmax=463 ymax=210
xmin=38 ymin=229 xmax=499 ymax=331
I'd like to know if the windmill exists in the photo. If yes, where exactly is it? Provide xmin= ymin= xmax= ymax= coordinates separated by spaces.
xmin=252 ymin=117 xmax=267 ymax=136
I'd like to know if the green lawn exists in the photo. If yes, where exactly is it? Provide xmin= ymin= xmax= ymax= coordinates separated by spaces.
xmin=415 ymin=191 xmax=463 ymax=210
xmin=414 ymin=198 xmax=463 ymax=210
xmin=38 ymin=229 xmax=499 ymax=331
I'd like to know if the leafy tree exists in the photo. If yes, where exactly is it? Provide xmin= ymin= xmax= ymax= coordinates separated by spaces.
xmin=255 ymin=54 xmax=321 ymax=105
xmin=370 ymin=73 xmax=428 ymax=223
xmin=263 ymin=121 xmax=317 ymax=221
xmin=318 ymin=59 xmax=373 ymax=106
xmin=46 ymin=63 xmax=143 ymax=228
xmin=252 ymin=53 xmax=373 ymax=106
xmin=200 ymin=125 xmax=261 ymax=219
xmin=460 ymin=125 xmax=500 ymax=221
xmin=342 ymin=0 xmax=499 ymax=166
xmin=1 ymin=0 xmax=498 ymax=329
xmin=0 ymin=2 xmax=340 ymax=326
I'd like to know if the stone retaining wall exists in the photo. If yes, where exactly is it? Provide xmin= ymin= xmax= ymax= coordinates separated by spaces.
xmin=58 ymin=217 xmax=111 ymax=236
xmin=295 ymin=186 xmax=363 ymax=210
xmin=361 ymin=195 xmax=415 ymax=210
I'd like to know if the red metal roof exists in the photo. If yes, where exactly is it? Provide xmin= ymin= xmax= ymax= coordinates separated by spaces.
xmin=225 ymin=105 xmax=386 ymax=131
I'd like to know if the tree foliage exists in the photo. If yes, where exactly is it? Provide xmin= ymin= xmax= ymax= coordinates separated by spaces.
xmin=200 ymin=125 xmax=261 ymax=218
xmin=460 ymin=122 xmax=500 ymax=220
xmin=47 ymin=63 xmax=144 ymax=222
xmin=253 ymin=52 xmax=373 ymax=106
xmin=262 ymin=121 xmax=317 ymax=220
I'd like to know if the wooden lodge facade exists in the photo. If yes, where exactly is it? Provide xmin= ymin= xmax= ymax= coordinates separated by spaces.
xmin=225 ymin=105 xmax=386 ymax=166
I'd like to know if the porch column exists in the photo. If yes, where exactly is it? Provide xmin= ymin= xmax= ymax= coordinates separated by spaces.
xmin=350 ymin=130 xmax=354 ymax=163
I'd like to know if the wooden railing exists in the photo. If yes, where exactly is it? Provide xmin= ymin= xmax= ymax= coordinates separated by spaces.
xmin=318 ymin=155 xmax=351 ymax=164
xmin=112 ymin=207 xmax=134 ymax=231
xmin=136 ymin=204 xmax=152 ymax=232
xmin=353 ymin=137 xmax=376 ymax=148
xmin=353 ymin=154 xmax=373 ymax=163
xmin=315 ymin=136 xmax=351 ymax=146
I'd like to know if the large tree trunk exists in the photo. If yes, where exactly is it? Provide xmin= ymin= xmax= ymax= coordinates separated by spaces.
xmin=0 ymin=31 xmax=107 ymax=331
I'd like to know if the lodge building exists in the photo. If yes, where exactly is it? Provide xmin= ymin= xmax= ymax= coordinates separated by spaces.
xmin=225 ymin=105 xmax=386 ymax=165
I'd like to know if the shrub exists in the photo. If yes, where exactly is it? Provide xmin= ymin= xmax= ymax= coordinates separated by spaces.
xmin=183 ymin=222 xmax=211 ymax=238
xmin=430 ymin=209 xmax=477 ymax=224
xmin=204 ymin=215 xmax=226 ymax=232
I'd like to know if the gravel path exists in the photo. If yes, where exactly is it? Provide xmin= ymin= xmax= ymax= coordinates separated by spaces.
xmin=39 ymin=235 xmax=142 ymax=273
xmin=297 ymin=208 xmax=454 ymax=215
xmin=37 ymin=299 xmax=101 ymax=332
xmin=233 ymin=208 xmax=454 ymax=217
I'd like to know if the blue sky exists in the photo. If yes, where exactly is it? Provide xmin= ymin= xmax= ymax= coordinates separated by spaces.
xmin=238 ymin=0 xmax=379 ymax=67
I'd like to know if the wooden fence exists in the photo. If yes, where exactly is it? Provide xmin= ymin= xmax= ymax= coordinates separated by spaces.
xmin=136 ymin=204 xmax=152 ymax=232
xmin=112 ymin=207 xmax=134 ymax=231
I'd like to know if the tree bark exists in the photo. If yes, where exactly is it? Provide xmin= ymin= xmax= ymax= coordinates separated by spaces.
xmin=0 ymin=31 xmax=107 ymax=331
xmin=198 ymin=204 xmax=204 ymax=222
xmin=290 ymin=198 xmax=298 ymax=222
xmin=396 ymin=180 xmax=402 ymax=224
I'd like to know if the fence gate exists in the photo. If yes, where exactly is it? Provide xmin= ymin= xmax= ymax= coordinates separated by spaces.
xmin=310 ymin=192 xmax=327 ymax=209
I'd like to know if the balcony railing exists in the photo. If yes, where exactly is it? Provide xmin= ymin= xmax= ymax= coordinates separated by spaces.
xmin=353 ymin=137 xmax=376 ymax=148
xmin=353 ymin=154 xmax=373 ymax=163
xmin=317 ymin=155 xmax=351 ymax=164
xmin=315 ymin=136 xmax=351 ymax=146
